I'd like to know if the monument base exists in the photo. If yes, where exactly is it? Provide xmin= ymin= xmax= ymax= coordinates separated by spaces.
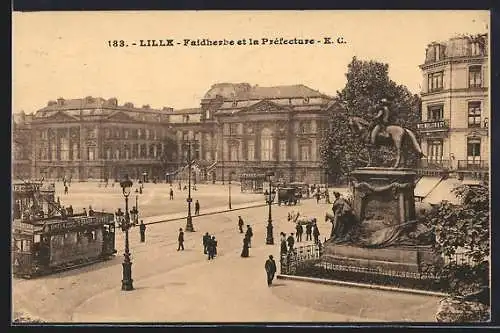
xmin=321 ymin=243 xmax=442 ymax=274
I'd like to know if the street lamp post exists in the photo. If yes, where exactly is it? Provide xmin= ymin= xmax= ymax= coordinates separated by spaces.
xmin=264 ymin=172 xmax=276 ymax=245
xmin=185 ymin=141 xmax=195 ymax=232
xmin=119 ymin=174 xmax=134 ymax=291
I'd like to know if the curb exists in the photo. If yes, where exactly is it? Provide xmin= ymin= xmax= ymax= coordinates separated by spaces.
xmin=276 ymin=274 xmax=450 ymax=298
xmin=144 ymin=202 xmax=273 ymax=226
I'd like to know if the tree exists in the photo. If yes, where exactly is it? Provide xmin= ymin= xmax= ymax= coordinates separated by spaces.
xmin=320 ymin=57 xmax=421 ymax=181
xmin=424 ymin=184 xmax=489 ymax=296
xmin=159 ymin=136 xmax=178 ymax=175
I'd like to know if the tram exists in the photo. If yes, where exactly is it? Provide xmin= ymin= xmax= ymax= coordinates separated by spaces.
xmin=12 ymin=180 xmax=117 ymax=278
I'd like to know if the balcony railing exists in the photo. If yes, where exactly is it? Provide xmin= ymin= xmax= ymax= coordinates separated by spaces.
xmin=416 ymin=119 xmax=449 ymax=131
xmin=417 ymin=159 xmax=450 ymax=170
xmin=457 ymin=160 xmax=489 ymax=170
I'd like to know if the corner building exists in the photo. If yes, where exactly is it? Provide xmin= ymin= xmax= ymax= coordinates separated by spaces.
xmin=417 ymin=33 xmax=489 ymax=180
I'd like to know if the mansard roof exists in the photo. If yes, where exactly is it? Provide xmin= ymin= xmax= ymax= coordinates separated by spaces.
xmin=204 ymin=83 xmax=329 ymax=101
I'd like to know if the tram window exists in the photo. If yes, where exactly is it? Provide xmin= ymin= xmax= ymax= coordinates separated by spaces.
xmin=22 ymin=240 xmax=31 ymax=252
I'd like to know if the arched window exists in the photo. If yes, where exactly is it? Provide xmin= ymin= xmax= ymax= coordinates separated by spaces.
xmin=261 ymin=128 xmax=273 ymax=161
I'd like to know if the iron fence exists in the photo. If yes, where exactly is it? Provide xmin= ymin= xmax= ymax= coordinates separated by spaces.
xmin=280 ymin=243 xmax=449 ymax=292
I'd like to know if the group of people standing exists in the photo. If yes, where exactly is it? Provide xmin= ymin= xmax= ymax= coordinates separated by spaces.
xmin=203 ymin=232 xmax=218 ymax=260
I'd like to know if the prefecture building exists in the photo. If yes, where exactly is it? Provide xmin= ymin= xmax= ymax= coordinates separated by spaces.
xmin=417 ymin=33 xmax=489 ymax=181
xmin=15 ymin=84 xmax=333 ymax=184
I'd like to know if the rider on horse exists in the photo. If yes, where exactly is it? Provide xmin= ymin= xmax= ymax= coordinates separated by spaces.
xmin=370 ymin=98 xmax=391 ymax=145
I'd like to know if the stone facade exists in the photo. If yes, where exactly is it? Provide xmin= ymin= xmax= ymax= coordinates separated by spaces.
xmin=13 ymin=83 xmax=333 ymax=184
xmin=417 ymin=34 xmax=489 ymax=179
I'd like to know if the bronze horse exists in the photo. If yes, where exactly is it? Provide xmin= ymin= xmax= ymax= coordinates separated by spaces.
xmin=348 ymin=116 xmax=425 ymax=168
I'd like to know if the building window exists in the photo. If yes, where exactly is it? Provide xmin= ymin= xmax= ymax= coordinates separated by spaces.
xmin=303 ymin=97 xmax=310 ymax=104
xmin=105 ymin=128 xmax=110 ymax=139
xmin=205 ymin=151 xmax=212 ymax=161
xmin=205 ymin=110 xmax=210 ymax=120
xmin=88 ymin=147 xmax=96 ymax=161
xmin=471 ymin=41 xmax=483 ymax=56
xmin=105 ymin=148 xmax=111 ymax=160
xmin=114 ymin=149 xmax=120 ymax=160
xmin=468 ymin=66 xmax=482 ymax=88
xmin=247 ymin=141 xmax=255 ymax=161
xmin=125 ymin=148 xmax=130 ymax=159
xmin=467 ymin=138 xmax=481 ymax=164
xmin=300 ymin=122 xmax=310 ymax=134
xmin=183 ymin=132 xmax=189 ymax=141
xmin=124 ymin=130 xmax=129 ymax=139
xmin=261 ymin=128 xmax=273 ymax=161
xmin=230 ymin=144 xmax=239 ymax=161
xmin=60 ymin=137 xmax=69 ymax=161
xmin=427 ymin=139 xmax=443 ymax=162
xmin=232 ymin=101 xmax=238 ymax=107
xmin=230 ymin=124 xmax=239 ymax=135
xmin=468 ymin=102 xmax=481 ymax=128
xmin=300 ymin=145 xmax=310 ymax=161
xmin=138 ymin=129 xmax=142 ymax=139
xmin=428 ymin=72 xmax=444 ymax=92
xmin=146 ymin=129 xmax=150 ymax=140
xmin=427 ymin=104 xmax=444 ymax=120
xmin=279 ymin=140 xmax=287 ymax=161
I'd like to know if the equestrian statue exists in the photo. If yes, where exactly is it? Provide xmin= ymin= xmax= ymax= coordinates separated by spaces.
xmin=348 ymin=98 xmax=425 ymax=168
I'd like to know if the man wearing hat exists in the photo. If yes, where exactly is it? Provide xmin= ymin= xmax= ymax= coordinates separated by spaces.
xmin=370 ymin=98 xmax=391 ymax=145
xmin=264 ymin=255 xmax=277 ymax=286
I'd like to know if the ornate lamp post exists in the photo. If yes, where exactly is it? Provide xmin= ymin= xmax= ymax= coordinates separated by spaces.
xmin=228 ymin=171 xmax=235 ymax=210
xmin=119 ymin=174 xmax=134 ymax=291
xmin=264 ymin=171 xmax=276 ymax=245
xmin=184 ymin=140 xmax=195 ymax=232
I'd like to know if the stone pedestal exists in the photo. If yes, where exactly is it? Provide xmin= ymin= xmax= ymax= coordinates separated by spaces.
xmin=351 ymin=167 xmax=417 ymax=228
xmin=321 ymin=168 xmax=441 ymax=281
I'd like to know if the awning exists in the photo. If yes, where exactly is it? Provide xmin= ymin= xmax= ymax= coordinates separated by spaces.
xmin=423 ymin=178 xmax=463 ymax=205
xmin=414 ymin=176 xmax=442 ymax=199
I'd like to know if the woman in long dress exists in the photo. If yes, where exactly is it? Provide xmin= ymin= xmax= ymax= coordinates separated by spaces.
xmin=241 ymin=236 xmax=249 ymax=258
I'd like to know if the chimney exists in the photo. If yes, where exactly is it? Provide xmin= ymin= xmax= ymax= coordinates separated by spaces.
xmin=57 ymin=98 xmax=65 ymax=106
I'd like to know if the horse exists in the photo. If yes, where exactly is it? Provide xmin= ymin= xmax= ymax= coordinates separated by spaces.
xmin=288 ymin=211 xmax=317 ymax=225
xmin=348 ymin=116 xmax=425 ymax=168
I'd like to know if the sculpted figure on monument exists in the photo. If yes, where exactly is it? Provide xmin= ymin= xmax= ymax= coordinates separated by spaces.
xmin=348 ymin=98 xmax=425 ymax=168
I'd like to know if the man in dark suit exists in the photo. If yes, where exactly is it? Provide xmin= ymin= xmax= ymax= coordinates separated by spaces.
xmin=177 ymin=228 xmax=185 ymax=251
xmin=265 ymin=255 xmax=277 ymax=286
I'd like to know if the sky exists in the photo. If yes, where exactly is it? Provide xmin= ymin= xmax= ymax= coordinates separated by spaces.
xmin=12 ymin=10 xmax=489 ymax=114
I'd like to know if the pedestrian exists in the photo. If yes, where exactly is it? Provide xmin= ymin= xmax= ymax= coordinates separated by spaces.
xmin=88 ymin=206 xmax=95 ymax=216
xmin=195 ymin=200 xmax=200 ymax=216
xmin=177 ymin=228 xmax=185 ymax=251
xmin=313 ymin=223 xmax=320 ymax=244
xmin=238 ymin=216 xmax=244 ymax=233
xmin=316 ymin=190 xmax=321 ymax=204
xmin=265 ymin=255 xmax=277 ymax=286
xmin=178 ymin=182 xmax=182 ymax=191
xmin=203 ymin=232 xmax=210 ymax=254
xmin=212 ymin=236 xmax=218 ymax=257
xmin=287 ymin=233 xmax=295 ymax=252
xmin=139 ymin=220 xmax=146 ymax=242
xmin=296 ymin=223 xmax=303 ymax=242
xmin=169 ymin=188 xmax=174 ymax=200
xmin=325 ymin=190 xmax=331 ymax=204
xmin=83 ymin=208 xmax=87 ymax=216
xmin=67 ymin=205 xmax=73 ymax=216
xmin=280 ymin=232 xmax=288 ymax=255
xmin=245 ymin=225 xmax=253 ymax=248
xmin=305 ymin=222 xmax=313 ymax=241
xmin=64 ymin=185 xmax=68 ymax=195
xmin=207 ymin=236 xmax=216 ymax=260
xmin=241 ymin=236 xmax=250 ymax=258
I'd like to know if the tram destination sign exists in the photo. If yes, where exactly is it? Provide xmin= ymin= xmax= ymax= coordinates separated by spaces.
xmin=13 ymin=220 xmax=35 ymax=233
xmin=45 ymin=216 xmax=111 ymax=233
